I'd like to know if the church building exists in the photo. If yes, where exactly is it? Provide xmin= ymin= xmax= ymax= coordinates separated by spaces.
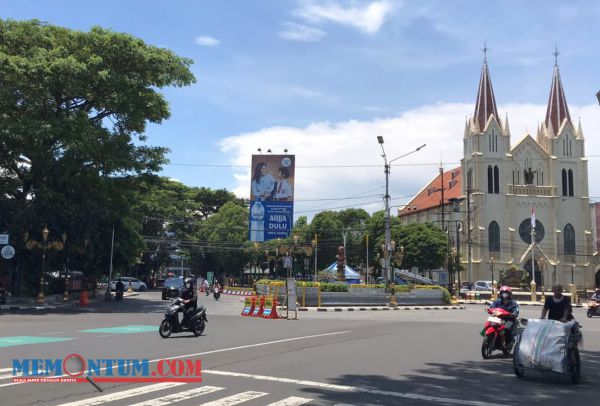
xmin=400 ymin=55 xmax=598 ymax=289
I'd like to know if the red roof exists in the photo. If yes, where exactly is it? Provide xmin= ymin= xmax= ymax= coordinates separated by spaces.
xmin=399 ymin=167 xmax=463 ymax=217
xmin=544 ymin=64 xmax=572 ymax=134
xmin=474 ymin=61 xmax=499 ymax=131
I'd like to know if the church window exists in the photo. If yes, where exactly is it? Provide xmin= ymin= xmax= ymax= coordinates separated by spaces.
xmin=487 ymin=166 xmax=493 ymax=194
xmin=488 ymin=221 xmax=500 ymax=252
xmin=512 ymin=170 xmax=515 ymax=185
xmin=564 ymin=224 xmax=576 ymax=256
xmin=568 ymin=169 xmax=574 ymax=196
xmin=493 ymin=165 xmax=499 ymax=194
xmin=562 ymin=169 xmax=568 ymax=196
xmin=467 ymin=168 xmax=473 ymax=190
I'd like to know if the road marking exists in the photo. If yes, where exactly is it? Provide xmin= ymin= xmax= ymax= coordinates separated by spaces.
xmin=267 ymin=396 xmax=313 ymax=405
xmin=0 ymin=331 xmax=351 ymax=388
xmin=79 ymin=325 xmax=156 ymax=334
xmin=128 ymin=386 xmax=224 ymax=406
xmin=0 ymin=373 xmax=15 ymax=380
xmin=199 ymin=391 xmax=268 ymax=406
xmin=202 ymin=370 xmax=495 ymax=406
xmin=55 ymin=382 xmax=185 ymax=406
xmin=0 ymin=368 xmax=13 ymax=373
xmin=0 ymin=336 xmax=73 ymax=348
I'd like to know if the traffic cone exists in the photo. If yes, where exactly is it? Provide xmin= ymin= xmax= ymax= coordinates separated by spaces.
xmin=251 ymin=296 xmax=265 ymax=317
xmin=79 ymin=291 xmax=89 ymax=306
xmin=263 ymin=295 xmax=279 ymax=319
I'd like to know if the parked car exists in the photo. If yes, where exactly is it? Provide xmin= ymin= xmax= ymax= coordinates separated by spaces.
xmin=162 ymin=276 xmax=184 ymax=300
xmin=474 ymin=280 xmax=494 ymax=291
xmin=110 ymin=277 xmax=147 ymax=292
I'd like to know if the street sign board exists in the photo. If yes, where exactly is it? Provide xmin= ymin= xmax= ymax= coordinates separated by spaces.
xmin=0 ymin=234 xmax=8 ymax=245
xmin=207 ymin=271 xmax=214 ymax=286
xmin=1 ymin=245 xmax=15 ymax=260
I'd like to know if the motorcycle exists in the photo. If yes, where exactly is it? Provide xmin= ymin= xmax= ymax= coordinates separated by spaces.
xmin=481 ymin=307 xmax=517 ymax=358
xmin=159 ymin=298 xmax=207 ymax=338
xmin=115 ymin=289 xmax=124 ymax=301
xmin=213 ymin=286 xmax=221 ymax=300
xmin=587 ymin=300 xmax=600 ymax=318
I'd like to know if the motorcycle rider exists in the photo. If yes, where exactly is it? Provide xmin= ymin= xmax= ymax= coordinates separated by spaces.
xmin=591 ymin=288 xmax=600 ymax=302
xmin=180 ymin=278 xmax=197 ymax=328
xmin=541 ymin=285 xmax=573 ymax=322
xmin=202 ymin=278 xmax=210 ymax=296
xmin=489 ymin=286 xmax=520 ymax=348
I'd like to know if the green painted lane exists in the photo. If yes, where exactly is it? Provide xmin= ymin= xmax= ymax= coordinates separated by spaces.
xmin=78 ymin=325 xmax=156 ymax=334
xmin=0 ymin=336 xmax=73 ymax=348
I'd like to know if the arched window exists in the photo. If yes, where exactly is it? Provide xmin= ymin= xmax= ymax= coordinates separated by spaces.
xmin=489 ymin=221 xmax=500 ymax=252
xmin=568 ymin=169 xmax=574 ymax=197
xmin=564 ymin=224 xmax=575 ymax=256
xmin=493 ymin=166 xmax=499 ymax=194
xmin=562 ymin=169 xmax=567 ymax=196
xmin=487 ymin=165 xmax=493 ymax=194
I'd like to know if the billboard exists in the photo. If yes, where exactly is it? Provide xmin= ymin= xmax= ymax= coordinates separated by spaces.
xmin=249 ymin=154 xmax=295 ymax=242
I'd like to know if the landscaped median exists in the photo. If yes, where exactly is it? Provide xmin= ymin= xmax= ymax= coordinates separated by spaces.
xmin=253 ymin=280 xmax=453 ymax=307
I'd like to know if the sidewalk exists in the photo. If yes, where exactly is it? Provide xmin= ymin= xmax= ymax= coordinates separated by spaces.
xmin=0 ymin=292 xmax=139 ymax=312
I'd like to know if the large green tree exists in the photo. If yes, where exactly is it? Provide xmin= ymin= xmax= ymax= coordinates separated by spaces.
xmin=0 ymin=19 xmax=195 ymax=293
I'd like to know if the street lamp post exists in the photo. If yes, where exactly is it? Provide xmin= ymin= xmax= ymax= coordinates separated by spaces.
xmin=24 ymin=227 xmax=66 ymax=305
xmin=377 ymin=136 xmax=426 ymax=290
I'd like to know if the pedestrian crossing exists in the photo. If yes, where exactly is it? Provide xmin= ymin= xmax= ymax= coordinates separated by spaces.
xmin=52 ymin=382 xmax=314 ymax=406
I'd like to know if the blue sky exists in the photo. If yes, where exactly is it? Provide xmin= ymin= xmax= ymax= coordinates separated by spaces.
xmin=3 ymin=1 xmax=600 ymax=216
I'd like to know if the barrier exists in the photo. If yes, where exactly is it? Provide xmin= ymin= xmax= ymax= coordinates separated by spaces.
xmin=79 ymin=291 xmax=89 ymax=306
xmin=251 ymin=296 xmax=265 ymax=317
xmin=241 ymin=296 xmax=255 ymax=316
xmin=262 ymin=295 xmax=279 ymax=319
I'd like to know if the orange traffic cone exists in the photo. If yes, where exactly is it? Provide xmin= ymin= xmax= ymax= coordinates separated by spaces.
xmin=79 ymin=291 xmax=89 ymax=306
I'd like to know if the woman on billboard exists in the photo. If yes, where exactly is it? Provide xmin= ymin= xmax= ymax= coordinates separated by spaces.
xmin=273 ymin=166 xmax=293 ymax=201
xmin=251 ymin=162 xmax=275 ymax=201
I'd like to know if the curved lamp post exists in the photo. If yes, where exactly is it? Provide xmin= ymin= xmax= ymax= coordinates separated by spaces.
xmin=25 ymin=227 xmax=66 ymax=305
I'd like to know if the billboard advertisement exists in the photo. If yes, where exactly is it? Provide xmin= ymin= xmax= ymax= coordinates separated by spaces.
xmin=249 ymin=154 xmax=295 ymax=242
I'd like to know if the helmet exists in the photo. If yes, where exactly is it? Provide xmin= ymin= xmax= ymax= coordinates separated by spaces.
xmin=499 ymin=285 xmax=512 ymax=299
xmin=499 ymin=286 xmax=512 ymax=293
xmin=184 ymin=278 xmax=194 ymax=290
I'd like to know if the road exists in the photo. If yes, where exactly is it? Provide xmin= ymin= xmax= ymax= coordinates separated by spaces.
xmin=0 ymin=292 xmax=598 ymax=405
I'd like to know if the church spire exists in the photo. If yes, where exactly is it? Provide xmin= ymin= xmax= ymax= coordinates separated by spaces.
xmin=544 ymin=47 xmax=572 ymax=135
xmin=473 ymin=44 xmax=500 ymax=132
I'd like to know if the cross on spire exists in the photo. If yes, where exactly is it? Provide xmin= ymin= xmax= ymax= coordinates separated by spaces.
xmin=553 ymin=44 xmax=559 ymax=67
xmin=482 ymin=41 xmax=488 ymax=63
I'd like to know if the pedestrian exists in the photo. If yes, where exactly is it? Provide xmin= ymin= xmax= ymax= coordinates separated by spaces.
xmin=202 ymin=278 xmax=210 ymax=296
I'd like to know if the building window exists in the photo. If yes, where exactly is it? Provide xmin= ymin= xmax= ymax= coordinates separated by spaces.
xmin=493 ymin=165 xmax=499 ymax=194
xmin=564 ymin=224 xmax=576 ymax=256
xmin=562 ymin=169 xmax=568 ymax=196
xmin=568 ymin=169 xmax=574 ymax=197
xmin=487 ymin=165 xmax=493 ymax=194
xmin=489 ymin=221 xmax=500 ymax=252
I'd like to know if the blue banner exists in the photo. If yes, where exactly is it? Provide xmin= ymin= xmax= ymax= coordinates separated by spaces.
xmin=249 ymin=201 xmax=293 ymax=242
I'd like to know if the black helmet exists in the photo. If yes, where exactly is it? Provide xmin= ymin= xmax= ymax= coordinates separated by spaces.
xmin=184 ymin=277 xmax=194 ymax=290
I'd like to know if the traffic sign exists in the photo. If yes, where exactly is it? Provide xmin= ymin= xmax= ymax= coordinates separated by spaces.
xmin=0 ymin=234 xmax=8 ymax=245
xmin=1 ymin=245 xmax=15 ymax=259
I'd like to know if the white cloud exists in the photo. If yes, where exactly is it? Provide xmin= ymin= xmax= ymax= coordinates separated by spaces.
xmin=279 ymin=22 xmax=326 ymax=42
xmin=220 ymin=102 xmax=600 ymax=220
xmin=295 ymin=0 xmax=395 ymax=34
xmin=195 ymin=36 xmax=220 ymax=47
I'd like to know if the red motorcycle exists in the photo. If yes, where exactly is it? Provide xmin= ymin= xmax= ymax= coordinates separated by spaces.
xmin=481 ymin=307 xmax=516 ymax=358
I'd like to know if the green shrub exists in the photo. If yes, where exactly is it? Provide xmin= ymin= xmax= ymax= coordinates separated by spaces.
xmin=319 ymin=283 xmax=348 ymax=292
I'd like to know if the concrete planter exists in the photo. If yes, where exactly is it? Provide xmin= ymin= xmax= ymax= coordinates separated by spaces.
xmin=395 ymin=289 xmax=445 ymax=305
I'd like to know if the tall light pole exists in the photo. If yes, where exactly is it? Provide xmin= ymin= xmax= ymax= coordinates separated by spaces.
xmin=377 ymin=136 xmax=426 ymax=289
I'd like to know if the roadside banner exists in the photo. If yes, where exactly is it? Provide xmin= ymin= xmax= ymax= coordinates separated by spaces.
xmin=249 ymin=154 xmax=295 ymax=242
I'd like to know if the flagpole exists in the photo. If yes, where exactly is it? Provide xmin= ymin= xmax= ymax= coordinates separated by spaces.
xmin=531 ymin=205 xmax=535 ymax=284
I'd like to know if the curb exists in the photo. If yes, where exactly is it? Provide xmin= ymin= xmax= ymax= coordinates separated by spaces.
xmin=293 ymin=305 xmax=466 ymax=312
xmin=460 ymin=301 xmax=584 ymax=308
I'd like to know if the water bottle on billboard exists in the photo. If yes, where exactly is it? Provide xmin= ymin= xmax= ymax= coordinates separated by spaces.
xmin=250 ymin=201 xmax=265 ymax=242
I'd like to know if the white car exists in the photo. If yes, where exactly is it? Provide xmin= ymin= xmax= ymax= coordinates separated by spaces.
xmin=110 ymin=277 xmax=147 ymax=292
xmin=474 ymin=280 xmax=494 ymax=291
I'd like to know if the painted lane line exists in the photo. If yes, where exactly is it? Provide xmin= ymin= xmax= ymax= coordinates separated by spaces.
xmin=202 ymin=370 xmax=495 ymax=406
xmin=266 ymin=396 xmax=313 ymax=405
xmin=54 ymin=382 xmax=186 ymax=406
xmin=128 ymin=386 xmax=224 ymax=406
xmin=0 ymin=368 xmax=13 ymax=373
xmin=0 ymin=331 xmax=351 ymax=389
xmin=0 ymin=373 xmax=16 ymax=380
xmin=199 ymin=391 xmax=268 ymax=406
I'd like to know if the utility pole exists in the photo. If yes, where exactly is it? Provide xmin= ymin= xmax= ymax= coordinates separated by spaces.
xmin=466 ymin=174 xmax=473 ymax=287
xmin=365 ymin=234 xmax=369 ymax=284
xmin=384 ymin=160 xmax=391 ymax=288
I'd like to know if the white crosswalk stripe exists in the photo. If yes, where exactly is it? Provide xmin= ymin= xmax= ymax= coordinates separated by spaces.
xmin=266 ymin=396 xmax=312 ymax=405
xmin=128 ymin=386 xmax=224 ymax=406
xmin=198 ymin=391 xmax=268 ymax=405
xmin=55 ymin=382 xmax=186 ymax=406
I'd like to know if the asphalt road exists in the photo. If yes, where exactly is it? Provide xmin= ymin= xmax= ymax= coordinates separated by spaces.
xmin=0 ymin=292 xmax=599 ymax=405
